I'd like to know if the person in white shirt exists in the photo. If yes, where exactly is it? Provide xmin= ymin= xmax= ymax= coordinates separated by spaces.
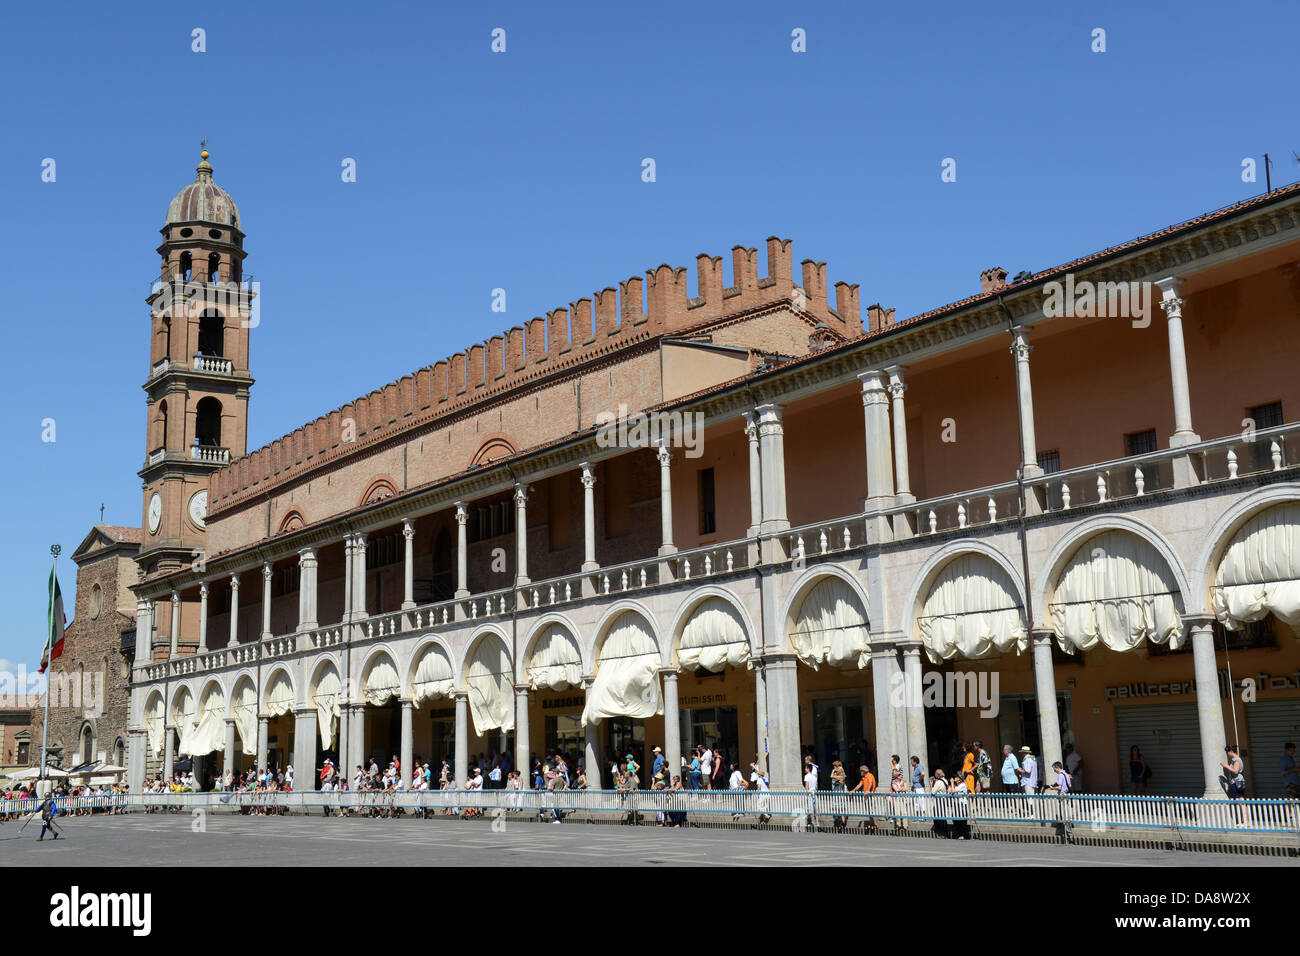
xmin=750 ymin=761 xmax=771 ymax=824
xmin=1064 ymin=744 xmax=1083 ymax=792
xmin=700 ymin=747 xmax=714 ymax=789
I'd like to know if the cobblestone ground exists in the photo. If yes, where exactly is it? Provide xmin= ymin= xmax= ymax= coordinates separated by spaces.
xmin=0 ymin=813 xmax=1288 ymax=866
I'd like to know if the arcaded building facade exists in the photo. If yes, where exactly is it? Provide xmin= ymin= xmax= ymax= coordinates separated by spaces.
xmin=127 ymin=153 xmax=1300 ymax=797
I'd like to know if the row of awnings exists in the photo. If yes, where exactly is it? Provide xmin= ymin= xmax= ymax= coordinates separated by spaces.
xmin=147 ymin=504 xmax=1300 ymax=746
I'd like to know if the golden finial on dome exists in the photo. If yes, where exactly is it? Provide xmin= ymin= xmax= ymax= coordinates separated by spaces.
xmin=200 ymin=138 xmax=209 ymax=161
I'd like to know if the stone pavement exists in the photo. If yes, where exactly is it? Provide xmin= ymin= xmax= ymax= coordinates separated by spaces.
xmin=0 ymin=813 xmax=1288 ymax=866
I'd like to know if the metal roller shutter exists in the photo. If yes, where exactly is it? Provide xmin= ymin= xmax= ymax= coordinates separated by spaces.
xmin=1115 ymin=703 xmax=1203 ymax=796
xmin=1245 ymin=697 xmax=1300 ymax=796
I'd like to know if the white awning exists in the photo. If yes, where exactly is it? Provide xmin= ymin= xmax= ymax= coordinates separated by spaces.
xmin=231 ymin=681 xmax=257 ymax=755
xmin=527 ymin=625 xmax=583 ymax=691
xmin=362 ymin=656 xmax=400 ymax=706
xmin=467 ymin=640 xmax=515 ymax=735
xmin=182 ymin=684 xmax=225 ymax=757
xmin=1049 ymin=531 xmax=1183 ymax=652
xmin=918 ymin=554 xmax=1028 ymax=663
xmin=581 ymin=612 xmax=663 ymax=726
xmin=678 ymin=598 xmax=750 ymax=672
xmin=172 ymin=688 xmax=197 ymax=756
xmin=790 ymin=577 xmax=870 ymax=669
xmin=146 ymin=695 xmax=165 ymax=758
xmin=312 ymin=667 xmax=341 ymax=750
xmin=411 ymin=645 xmax=455 ymax=705
xmin=1213 ymin=502 xmax=1300 ymax=630
xmin=264 ymin=670 xmax=294 ymax=717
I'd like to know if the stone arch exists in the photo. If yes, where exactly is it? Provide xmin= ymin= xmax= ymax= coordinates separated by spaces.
xmin=361 ymin=477 xmax=398 ymax=508
xmin=904 ymin=541 xmax=1029 ymax=662
xmin=522 ymin=614 xmax=587 ymax=691
xmin=462 ymin=626 xmax=516 ymax=734
xmin=307 ymin=655 xmax=343 ymax=751
xmin=902 ymin=540 xmax=1027 ymax=634
xmin=262 ymin=665 xmax=296 ymax=716
xmin=1035 ymin=515 xmax=1192 ymax=626
xmin=407 ymin=637 xmax=458 ymax=704
xmin=277 ymin=508 xmax=306 ymax=534
xmin=358 ymin=645 xmax=401 ymax=706
xmin=781 ymin=566 xmax=872 ymax=669
xmin=668 ymin=586 xmax=756 ymax=671
xmin=590 ymin=600 xmax=662 ymax=667
xmin=471 ymin=434 xmax=516 ymax=467
xmin=167 ymin=681 xmax=195 ymax=719
xmin=1190 ymin=483 xmax=1300 ymax=611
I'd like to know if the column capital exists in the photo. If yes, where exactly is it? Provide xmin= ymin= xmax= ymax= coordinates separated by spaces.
xmin=199 ymin=580 xmax=209 ymax=597
xmin=1009 ymin=325 xmax=1033 ymax=360
xmin=297 ymin=546 xmax=317 ymax=562
xmin=452 ymin=690 xmax=469 ymax=702
xmin=514 ymin=481 xmax=530 ymax=504
xmin=262 ymin=562 xmax=273 ymax=581
xmin=514 ymin=683 xmax=531 ymax=695
xmin=858 ymin=370 xmax=889 ymax=404
xmin=656 ymin=441 xmax=672 ymax=466
xmin=579 ymin=461 xmax=596 ymax=488
xmin=402 ymin=517 xmax=415 ymax=538
xmin=658 ymin=666 xmax=680 ymax=681
xmin=1030 ymin=627 xmax=1061 ymax=649
xmin=454 ymin=501 xmax=468 ymax=525
xmin=742 ymin=409 xmax=759 ymax=440
xmin=1153 ymin=275 xmax=1183 ymax=303
xmin=1182 ymin=613 xmax=1216 ymax=630
xmin=399 ymin=697 xmax=414 ymax=709
xmin=229 ymin=572 xmax=240 ymax=590
xmin=170 ymin=590 xmax=181 ymax=605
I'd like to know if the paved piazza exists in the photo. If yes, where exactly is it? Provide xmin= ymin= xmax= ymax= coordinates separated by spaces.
xmin=0 ymin=814 xmax=1286 ymax=867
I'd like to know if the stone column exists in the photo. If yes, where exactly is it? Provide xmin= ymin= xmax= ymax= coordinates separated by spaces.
xmin=400 ymin=698 xmax=414 ymax=789
xmin=298 ymin=548 xmax=318 ymax=632
xmin=402 ymin=519 xmax=416 ymax=610
xmin=900 ymin=642 xmax=929 ymax=770
xmin=858 ymin=371 xmax=895 ymax=506
xmin=453 ymin=691 xmax=469 ymax=786
xmin=1155 ymin=277 xmax=1200 ymax=446
xmin=162 ymin=726 xmax=175 ymax=782
xmin=743 ymin=411 xmax=762 ymax=536
xmin=755 ymin=404 xmax=790 ymax=532
xmin=454 ymin=503 xmax=469 ymax=599
xmin=885 ymin=366 xmax=914 ymax=504
xmin=763 ymin=654 xmax=802 ymax=790
xmin=515 ymin=685 xmax=531 ymax=778
xmin=656 ymin=443 xmax=676 ymax=555
xmin=260 ymin=563 xmax=273 ymax=640
xmin=582 ymin=678 xmax=602 ymax=790
xmin=197 ymin=581 xmax=209 ymax=653
xmin=228 ymin=573 xmax=240 ymax=646
xmin=754 ymin=658 xmax=769 ymax=775
xmin=1031 ymin=630 xmax=1063 ymax=772
xmin=580 ymin=463 xmax=598 ymax=572
xmin=223 ymin=718 xmax=236 ymax=778
xmin=343 ymin=535 xmax=354 ymax=621
xmin=514 ymin=482 xmax=530 ymax=586
xmin=169 ymin=591 xmax=180 ymax=658
xmin=870 ymin=645 xmax=898 ymax=775
xmin=127 ymin=728 xmax=146 ymax=793
xmin=256 ymin=715 xmax=269 ymax=774
xmin=348 ymin=703 xmax=366 ymax=775
xmin=136 ymin=599 xmax=153 ymax=653
xmin=661 ymin=669 xmax=681 ymax=786
xmin=1010 ymin=326 xmax=1043 ymax=479
xmin=293 ymin=707 xmax=316 ymax=790
xmin=1188 ymin=617 xmax=1229 ymax=798
xmin=351 ymin=533 xmax=367 ymax=618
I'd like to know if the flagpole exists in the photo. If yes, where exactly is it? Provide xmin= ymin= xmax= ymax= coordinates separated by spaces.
xmin=40 ymin=544 xmax=60 ymax=788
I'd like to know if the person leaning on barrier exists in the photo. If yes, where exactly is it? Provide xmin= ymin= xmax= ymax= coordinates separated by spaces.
xmin=1280 ymin=742 xmax=1299 ymax=798
xmin=849 ymin=764 xmax=877 ymax=830
xmin=930 ymin=769 xmax=949 ymax=838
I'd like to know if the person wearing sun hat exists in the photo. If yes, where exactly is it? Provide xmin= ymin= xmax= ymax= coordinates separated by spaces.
xmin=651 ymin=746 xmax=665 ymax=783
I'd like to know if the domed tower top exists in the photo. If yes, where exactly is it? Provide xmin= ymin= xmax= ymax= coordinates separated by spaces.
xmin=165 ymin=147 xmax=241 ymax=228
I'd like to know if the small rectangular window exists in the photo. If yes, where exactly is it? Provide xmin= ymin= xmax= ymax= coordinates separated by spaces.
xmin=1248 ymin=401 xmax=1284 ymax=430
xmin=1036 ymin=449 xmax=1061 ymax=474
xmin=1125 ymin=429 xmax=1158 ymax=457
xmin=698 ymin=468 xmax=716 ymax=536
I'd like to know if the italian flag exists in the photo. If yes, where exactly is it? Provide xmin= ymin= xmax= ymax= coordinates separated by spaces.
xmin=40 ymin=565 xmax=65 ymax=674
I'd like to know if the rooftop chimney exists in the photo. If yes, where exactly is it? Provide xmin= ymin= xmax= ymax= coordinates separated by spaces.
xmin=979 ymin=267 xmax=1008 ymax=294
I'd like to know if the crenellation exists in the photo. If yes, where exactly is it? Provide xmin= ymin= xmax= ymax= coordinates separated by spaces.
xmin=620 ymin=275 xmax=645 ymax=327
xmin=204 ymin=235 xmax=872 ymax=514
xmin=593 ymin=287 xmax=619 ymax=338
xmin=547 ymin=307 xmax=571 ymax=354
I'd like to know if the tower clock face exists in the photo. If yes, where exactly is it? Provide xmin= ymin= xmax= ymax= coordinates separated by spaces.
xmin=147 ymin=493 xmax=162 ymax=534
xmin=188 ymin=490 xmax=208 ymax=529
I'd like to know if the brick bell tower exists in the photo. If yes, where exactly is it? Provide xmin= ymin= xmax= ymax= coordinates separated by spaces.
xmin=138 ymin=147 xmax=254 ymax=575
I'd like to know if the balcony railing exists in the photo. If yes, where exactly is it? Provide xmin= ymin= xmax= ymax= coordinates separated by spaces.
xmin=193 ymin=354 xmax=233 ymax=374
xmin=190 ymin=445 xmax=230 ymax=464
xmin=133 ymin=421 xmax=1300 ymax=685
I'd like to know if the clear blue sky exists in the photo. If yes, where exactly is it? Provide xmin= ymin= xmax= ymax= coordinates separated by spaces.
xmin=2 ymin=0 xmax=1297 ymax=681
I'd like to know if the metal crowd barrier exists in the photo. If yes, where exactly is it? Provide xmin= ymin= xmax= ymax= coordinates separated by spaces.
xmin=3 ymin=790 xmax=1297 ymax=845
